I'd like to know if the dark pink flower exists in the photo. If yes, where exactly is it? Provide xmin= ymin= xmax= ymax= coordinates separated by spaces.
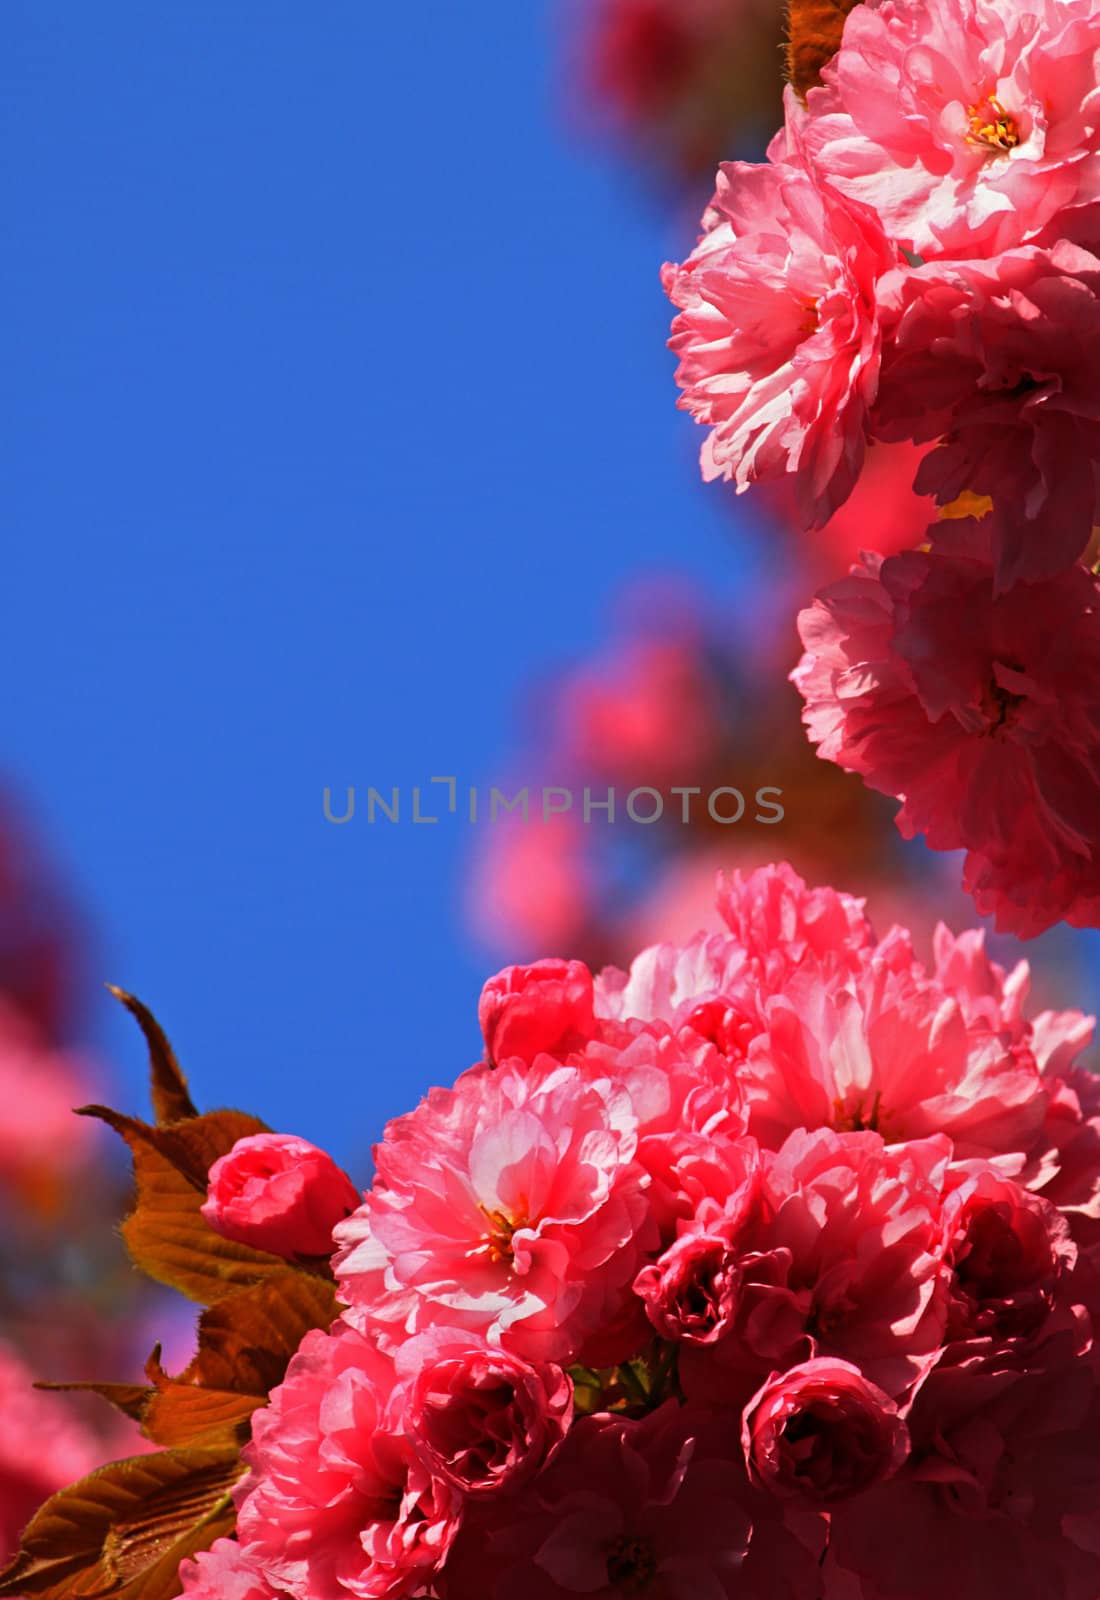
xmin=792 ymin=521 xmax=1100 ymax=936
xmin=479 ymin=960 xmax=596 ymax=1067
xmin=202 ymin=1132 xmax=361 ymax=1261
xmin=679 ymin=1129 xmax=953 ymax=1402
xmin=942 ymin=1165 xmax=1078 ymax=1347
xmin=396 ymin=1328 xmax=572 ymax=1496
xmin=664 ymin=158 xmax=898 ymax=527
xmin=873 ymin=243 xmax=1100 ymax=588
xmin=442 ymin=1403 xmax=754 ymax=1600
xmin=742 ymin=1358 xmax=910 ymax=1504
xmin=829 ymin=1345 xmax=1100 ymax=1600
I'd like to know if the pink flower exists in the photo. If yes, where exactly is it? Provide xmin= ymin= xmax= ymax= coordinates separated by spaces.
xmin=872 ymin=244 xmax=1100 ymax=588
xmin=792 ymin=521 xmax=1100 ymax=935
xmin=942 ymin=1165 xmax=1079 ymax=1347
xmin=742 ymin=1358 xmax=910 ymax=1504
xmin=744 ymin=933 xmax=1049 ymax=1159
xmin=442 ymin=1402 xmax=754 ymax=1600
xmin=334 ymin=1056 xmax=655 ymax=1365
xmin=796 ymin=0 xmax=1100 ymax=260
xmin=1027 ymin=1048 xmax=1100 ymax=1238
xmin=180 ymin=1540 xmax=280 ymax=1600
xmin=677 ymin=1129 xmax=953 ymax=1402
xmin=479 ymin=960 xmax=596 ymax=1067
xmin=237 ymin=1325 xmax=461 ymax=1600
xmin=633 ymin=1137 xmax=762 ymax=1342
xmin=396 ymin=1328 xmax=572 ymax=1496
xmin=595 ymin=863 xmax=873 ymax=1062
xmin=663 ymin=158 xmax=898 ymax=526
xmin=202 ymin=1133 xmax=361 ymax=1261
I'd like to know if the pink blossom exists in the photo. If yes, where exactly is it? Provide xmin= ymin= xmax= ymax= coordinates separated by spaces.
xmin=677 ymin=1129 xmax=953 ymax=1402
xmin=941 ymin=1165 xmax=1078 ymax=1348
xmin=441 ymin=1402 xmax=754 ymax=1600
xmin=1028 ymin=1051 xmax=1100 ymax=1239
xmin=633 ymin=1136 xmax=762 ymax=1342
xmin=742 ymin=1358 xmax=910 ymax=1504
xmin=792 ymin=521 xmax=1100 ymax=935
xmin=0 ymin=1000 xmax=99 ymax=1207
xmin=334 ymin=1056 xmax=655 ymax=1365
xmin=796 ymin=0 xmax=1100 ymax=261
xmin=744 ymin=934 xmax=1048 ymax=1158
xmin=595 ymin=863 xmax=873 ymax=1061
xmin=0 ymin=1340 xmax=104 ymax=1562
xmin=663 ymin=158 xmax=898 ymax=526
xmin=237 ymin=1325 xmax=461 ymax=1600
xmin=555 ymin=635 xmax=727 ymax=788
xmin=180 ymin=1539 xmax=281 ymax=1600
xmin=479 ymin=960 xmax=596 ymax=1067
xmin=396 ymin=1328 xmax=572 ymax=1496
xmin=872 ymin=244 xmax=1100 ymax=588
xmin=202 ymin=1133 xmax=361 ymax=1261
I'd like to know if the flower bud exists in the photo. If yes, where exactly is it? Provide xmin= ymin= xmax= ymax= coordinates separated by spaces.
xmin=478 ymin=958 xmax=596 ymax=1065
xmin=202 ymin=1133 xmax=360 ymax=1260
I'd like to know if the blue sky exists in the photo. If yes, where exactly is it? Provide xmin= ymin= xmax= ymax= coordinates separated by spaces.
xmin=2 ymin=1 xmax=758 ymax=1172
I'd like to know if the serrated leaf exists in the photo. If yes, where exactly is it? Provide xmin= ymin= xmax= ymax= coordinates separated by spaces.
xmin=36 ymin=1381 xmax=152 ymax=1424
xmin=786 ymin=0 xmax=862 ymax=98
xmin=81 ymin=1107 xmax=288 ymax=1304
xmin=0 ymin=1448 xmax=242 ymax=1600
xmin=139 ymin=1273 xmax=337 ymax=1450
xmin=141 ymin=1386 xmax=263 ymax=1451
xmin=107 ymin=988 xmax=197 ymax=1127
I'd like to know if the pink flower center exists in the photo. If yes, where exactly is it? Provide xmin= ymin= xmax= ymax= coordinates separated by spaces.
xmin=832 ymin=1090 xmax=884 ymax=1135
xmin=981 ymin=662 xmax=1026 ymax=735
xmin=965 ymin=97 xmax=1020 ymax=156
xmin=606 ymin=1535 xmax=658 ymax=1593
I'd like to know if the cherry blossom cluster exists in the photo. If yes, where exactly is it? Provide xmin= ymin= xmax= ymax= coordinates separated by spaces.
xmin=663 ymin=0 xmax=1100 ymax=937
xmin=183 ymin=865 xmax=1100 ymax=1600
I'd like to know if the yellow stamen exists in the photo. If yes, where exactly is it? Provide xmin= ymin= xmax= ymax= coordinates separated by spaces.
xmin=966 ymin=97 xmax=1019 ymax=154
xmin=479 ymin=1198 xmax=528 ymax=1264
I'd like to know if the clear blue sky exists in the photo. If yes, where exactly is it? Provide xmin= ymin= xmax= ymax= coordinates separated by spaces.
xmin=2 ymin=1 xmax=758 ymax=1173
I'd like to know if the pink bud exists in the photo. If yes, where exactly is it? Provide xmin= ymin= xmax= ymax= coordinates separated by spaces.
xmin=478 ymin=958 xmax=596 ymax=1065
xmin=202 ymin=1133 xmax=360 ymax=1260
xmin=399 ymin=1329 xmax=572 ymax=1496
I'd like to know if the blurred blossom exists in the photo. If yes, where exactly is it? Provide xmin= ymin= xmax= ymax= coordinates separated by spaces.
xmin=0 ymin=792 xmax=84 ymax=1044
xmin=0 ymin=1341 xmax=105 ymax=1561
xmin=564 ymin=0 xmax=786 ymax=180
xmin=0 ymin=785 xmax=189 ymax=1561
xmin=0 ymin=1000 xmax=99 ymax=1217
